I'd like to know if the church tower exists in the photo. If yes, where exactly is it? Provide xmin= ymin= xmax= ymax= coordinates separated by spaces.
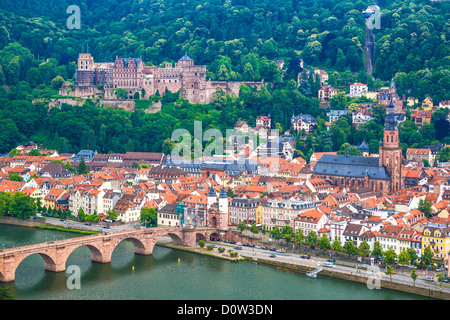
xmin=379 ymin=99 xmax=402 ymax=193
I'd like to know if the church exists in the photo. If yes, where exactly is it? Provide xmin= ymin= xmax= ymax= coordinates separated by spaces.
xmin=313 ymin=101 xmax=402 ymax=196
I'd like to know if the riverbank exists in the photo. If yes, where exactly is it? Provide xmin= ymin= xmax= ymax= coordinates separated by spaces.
xmin=2 ymin=217 xmax=447 ymax=300
xmin=160 ymin=241 xmax=449 ymax=300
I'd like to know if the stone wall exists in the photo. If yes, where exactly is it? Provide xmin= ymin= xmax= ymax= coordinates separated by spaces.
xmin=0 ymin=216 xmax=46 ymax=228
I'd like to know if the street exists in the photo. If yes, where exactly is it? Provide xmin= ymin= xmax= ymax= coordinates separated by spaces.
xmin=214 ymin=241 xmax=450 ymax=294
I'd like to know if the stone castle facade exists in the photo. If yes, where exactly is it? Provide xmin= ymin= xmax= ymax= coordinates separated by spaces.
xmin=65 ymin=53 xmax=263 ymax=104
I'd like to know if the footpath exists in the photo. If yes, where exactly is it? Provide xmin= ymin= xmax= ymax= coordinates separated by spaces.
xmin=160 ymin=238 xmax=450 ymax=300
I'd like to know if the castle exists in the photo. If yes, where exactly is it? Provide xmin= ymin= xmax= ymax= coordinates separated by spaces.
xmin=63 ymin=52 xmax=263 ymax=104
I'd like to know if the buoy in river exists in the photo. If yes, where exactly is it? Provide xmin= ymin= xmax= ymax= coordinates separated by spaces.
xmin=178 ymin=258 xmax=181 ymax=263
xmin=132 ymin=265 xmax=135 ymax=272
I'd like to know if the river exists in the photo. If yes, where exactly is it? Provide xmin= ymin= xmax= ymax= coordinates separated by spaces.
xmin=0 ymin=224 xmax=431 ymax=300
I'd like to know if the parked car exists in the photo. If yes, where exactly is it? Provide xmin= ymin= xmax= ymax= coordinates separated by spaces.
xmin=435 ymin=268 xmax=444 ymax=272
xmin=358 ymin=264 xmax=369 ymax=269
xmin=261 ymin=246 xmax=268 ymax=250
xmin=269 ymin=248 xmax=276 ymax=251
xmin=276 ymin=249 xmax=285 ymax=253
xmin=234 ymin=246 xmax=242 ymax=250
xmin=327 ymin=259 xmax=336 ymax=263
xmin=424 ymin=276 xmax=434 ymax=282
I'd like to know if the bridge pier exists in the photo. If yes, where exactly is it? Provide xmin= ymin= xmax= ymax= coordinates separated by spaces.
xmin=0 ymin=256 xmax=16 ymax=282
xmin=182 ymin=228 xmax=197 ymax=247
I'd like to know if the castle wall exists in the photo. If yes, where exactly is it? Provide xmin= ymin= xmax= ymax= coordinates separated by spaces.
xmin=72 ymin=53 xmax=265 ymax=105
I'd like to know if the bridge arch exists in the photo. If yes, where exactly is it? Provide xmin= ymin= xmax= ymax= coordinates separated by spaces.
xmin=64 ymin=243 xmax=106 ymax=265
xmin=111 ymin=235 xmax=149 ymax=256
xmin=7 ymin=251 xmax=60 ymax=282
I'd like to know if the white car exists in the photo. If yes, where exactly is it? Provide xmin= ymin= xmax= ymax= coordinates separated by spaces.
xmin=323 ymin=262 xmax=334 ymax=268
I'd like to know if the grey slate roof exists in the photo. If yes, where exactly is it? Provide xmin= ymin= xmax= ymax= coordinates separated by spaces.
xmin=179 ymin=52 xmax=193 ymax=61
xmin=165 ymin=158 xmax=260 ymax=176
xmin=114 ymin=57 xmax=142 ymax=68
xmin=313 ymin=154 xmax=390 ymax=180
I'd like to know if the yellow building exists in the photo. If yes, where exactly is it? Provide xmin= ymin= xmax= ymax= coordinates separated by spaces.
xmin=422 ymin=226 xmax=450 ymax=263
xmin=422 ymin=96 xmax=433 ymax=111
xmin=21 ymin=187 xmax=44 ymax=202
xmin=255 ymin=204 xmax=263 ymax=225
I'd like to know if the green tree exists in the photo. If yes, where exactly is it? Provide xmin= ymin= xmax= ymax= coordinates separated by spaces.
xmin=28 ymin=149 xmax=41 ymax=156
xmin=411 ymin=267 xmax=418 ymax=286
xmin=140 ymin=207 xmax=157 ymax=227
xmin=270 ymin=225 xmax=282 ymax=243
xmin=421 ymin=246 xmax=434 ymax=269
xmin=385 ymin=265 xmax=395 ymax=282
xmin=398 ymin=249 xmax=410 ymax=268
xmin=77 ymin=207 xmax=85 ymax=221
xmin=51 ymin=75 xmax=65 ymax=90
xmin=237 ymin=221 xmax=247 ymax=233
xmin=116 ymin=88 xmax=127 ymax=100
xmin=331 ymin=237 xmax=342 ymax=254
xmin=437 ymin=273 xmax=446 ymax=289
xmin=9 ymin=192 xmax=37 ymax=219
xmin=281 ymin=225 xmax=294 ymax=245
xmin=382 ymin=248 xmax=397 ymax=266
xmin=77 ymin=157 xmax=89 ymax=175
xmin=343 ymin=240 xmax=357 ymax=259
xmin=7 ymin=173 xmax=24 ymax=182
xmin=250 ymin=223 xmax=259 ymax=236
xmin=358 ymin=240 xmax=371 ymax=258
xmin=318 ymin=235 xmax=331 ymax=252
xmin=437 ymin=147 xmax=450 ymax=162
xmin=0 ymin=287 xmax=15 ymax=300
xmin=407 ymin=247 xmax=419 ymax=266
xmin=306 ymin=231 xmax=318 ymax=250
xmin=372 ymin=241 xmax=383 ymax=260
xmin=106 ymin=209 xmax=118 ymax=220
xmin=294 ymin=229 xmax=305 ymax=248
xmin=418 ymin=198 xmax=432 ymax=218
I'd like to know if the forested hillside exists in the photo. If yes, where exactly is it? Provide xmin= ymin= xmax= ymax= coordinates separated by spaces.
xmin=0 ymin=0 xmax=448 ymax=158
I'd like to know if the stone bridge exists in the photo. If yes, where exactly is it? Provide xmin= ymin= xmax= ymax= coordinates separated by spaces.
xmin=0 ymin=226 xmax=222 ymax=282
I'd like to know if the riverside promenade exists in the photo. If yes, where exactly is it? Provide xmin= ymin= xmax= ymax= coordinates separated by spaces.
xmin=162 ymin=235 xmax=450 ymax=300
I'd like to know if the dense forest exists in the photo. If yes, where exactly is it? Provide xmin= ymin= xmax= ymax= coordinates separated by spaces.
xmin=0 ymin=0 xmax=448 ymax=159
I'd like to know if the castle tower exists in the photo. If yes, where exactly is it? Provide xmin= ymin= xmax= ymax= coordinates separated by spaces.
xmin=76 ymin=53 xmax=95 ymax=86
xmin=207 ymin=186 xmax=229 ymax=229
xmin=207 ymin=185 xmax=216 ymax=210
xmin=218 ymin=186 xmax=228 ymax=215
xmin=379 ymin=99 xmax=402 ymax=193
xmin=78 ymin=53 xmax=94 ymax=71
